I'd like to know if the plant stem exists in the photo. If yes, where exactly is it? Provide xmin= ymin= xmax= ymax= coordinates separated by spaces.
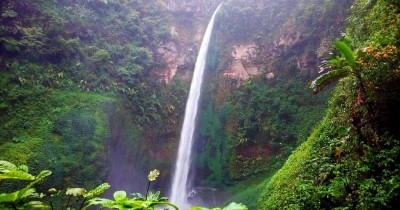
xmin=79 ymin=198 xmax=86 ymax=210
xmin=66 ymin=195 xmax=72 ymax=209
xmin=145 ymin=181 xmax=151 ymax=200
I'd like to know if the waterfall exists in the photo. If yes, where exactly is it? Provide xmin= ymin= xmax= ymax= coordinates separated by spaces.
xmin=169 ymin=4 xmax=222 ymax=209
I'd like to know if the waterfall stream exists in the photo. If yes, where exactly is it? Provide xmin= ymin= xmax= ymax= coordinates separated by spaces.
xmin=169 ymin=4 xmax=222 ymax=209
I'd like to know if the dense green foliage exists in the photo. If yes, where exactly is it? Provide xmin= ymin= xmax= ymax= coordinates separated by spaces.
xmin=2 ymin=0 xmax=399 ymax=208
xmin=0 ymin=161 xmax=52 ymax=209
xmin=257 ymin=0 xmax=400 ymax=208
xmin=197 ymin=76 xmax=331 ymax=186
xmin=0 ymin=0 xmax=187 ymax=201
xmin=1 ymin=161 xmax=247 ymax=210
xmin=194 ymin=0 xmax=348 ymax=200
xmin=0 ymin=90 xmax=112 ymax=191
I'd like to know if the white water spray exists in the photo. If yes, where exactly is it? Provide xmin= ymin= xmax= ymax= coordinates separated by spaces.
xmin=170 ymin=4 xmax=222 ymax=209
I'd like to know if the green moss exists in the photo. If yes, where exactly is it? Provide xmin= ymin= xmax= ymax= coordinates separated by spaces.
xmin=0 ymin=137 xmax=43 ymax=165
xmin=256 ymin=1 xmax=400 ymax=208
xmin=256 ymin=80 xmax=356 ymax=209
xmin=0 ymin=89 xmax=114 ymax=190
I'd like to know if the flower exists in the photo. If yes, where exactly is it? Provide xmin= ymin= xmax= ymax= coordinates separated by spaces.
xmin=66 ymin=188 xmax=87 ymax=196
xmin=148 ymin=169 xmax=160 ymax=182
xmin=48 ymin=188 xmax=57 ymax=194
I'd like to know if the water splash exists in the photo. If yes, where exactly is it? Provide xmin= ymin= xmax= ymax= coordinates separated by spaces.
xmin=169 ymin=4 xmax=222 ymax=209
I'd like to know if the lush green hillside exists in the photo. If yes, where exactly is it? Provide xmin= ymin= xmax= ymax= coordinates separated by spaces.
xmin=193 ymin=0 xmax=351 ymax=201
xmin=257 ymin=0 xmax=400 ymax=208
xmin=0 ymin=0 xmax=187 ymax=196
xmin=1 ymin=0 xmax=399 ymax=209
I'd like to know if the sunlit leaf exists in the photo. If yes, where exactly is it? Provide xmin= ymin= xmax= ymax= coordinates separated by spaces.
xmin=0 ymin=191 xmax=18 ymax=203
xmin=22 ymin=201 xmax=50 ymax=209
xmin=0 ymin=170 xmax=35 ymax=181
xmin=223 ymin=202 xmax=248 ymax=210
xmin=335 ymin=41 xmax=356 ymax=67
xmin=84 ymin=183 xmax=110 ymax=199
xmin=113 ymin=191 xmax=127 ymax=203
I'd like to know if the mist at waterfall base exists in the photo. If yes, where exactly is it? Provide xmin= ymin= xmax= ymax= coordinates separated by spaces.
xmin=169 ymin=4 xmax=223 ymax=209
xmin=104 ymin=109 xmax=152 ymax=198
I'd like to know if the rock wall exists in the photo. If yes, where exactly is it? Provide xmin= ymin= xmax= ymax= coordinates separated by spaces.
xmin=155 ymin=0 xmax=223 ymax=84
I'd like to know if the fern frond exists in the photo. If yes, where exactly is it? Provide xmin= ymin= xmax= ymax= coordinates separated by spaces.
xmin=83 ymin=183 xmax=110 ymax=199
xmin=84 ymin=198 xmax=115 ymax=209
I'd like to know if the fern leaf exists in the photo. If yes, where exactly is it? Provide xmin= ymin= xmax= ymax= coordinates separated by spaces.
xmin=84 ymin=198 xmax=115 ymax=209
xmin=113 ymin=191 xmax=127 ymax=203
xmin=84 ymin=183 xmax=110 ymax=199
xmin=335 ymin=41 xmax=356 ymax=67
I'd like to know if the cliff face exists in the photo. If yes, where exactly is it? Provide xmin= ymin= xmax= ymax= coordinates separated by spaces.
xmin=154 ymin=0 xmax=223 ymax=84
xmin=191 ymin=0 xmax=353 ymax=204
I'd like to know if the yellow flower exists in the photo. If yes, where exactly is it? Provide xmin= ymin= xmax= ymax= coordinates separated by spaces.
xmin=148 ymin=169 xmax=160 ymax=181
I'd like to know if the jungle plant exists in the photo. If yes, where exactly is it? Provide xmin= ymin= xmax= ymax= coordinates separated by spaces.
xmin=0 ymin=160 xmax=52 ymax=209
xmin=84 ymin=169 xmax=178 ymax=210
xmin=309 ymin=38 xmax=379 ymax=144
xmin=190 ymin=202 xmax=248 ymax=210
xmin=59 ymin=183 xmax=111 ymax=209
xmin=310 ymin=38 xmax=363 ymax=94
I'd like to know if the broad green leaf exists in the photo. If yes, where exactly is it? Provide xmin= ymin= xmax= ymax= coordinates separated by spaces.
xmin=335 ymin=41 xmax=356 ymax=67
xmin=190 ymin=202 xmax=247 ymax=210
xmin=22 ymin=201 xmax=50 ymax=209
xmin=190 ymin=207 xmax=212 ymax=210
xmin=148 ymin=201 xmax=179 ymax=210
xmin=18 ymin=170 xmax=52 ymax=200
xmin=19 ymin=188 xmax=38 ymax=200
xmin=113 ymin=190 xmax=127 ymax=203
xmin=18 ymin=165 xmax=29 ymax=173
xmin=84 ymin=198 xmax=115 ymax=209
xmin=223 ymin=202 xmax=248 ymax=210
xmin=337 ymin=127 xmax=350 ymax=136
xmin=0 ymin=170 xmax=35 ymax=180
xmin=0 ymin=191 xmax=18 ymax=203
xmin=0 ymin=160 xmax=17 ymax=172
